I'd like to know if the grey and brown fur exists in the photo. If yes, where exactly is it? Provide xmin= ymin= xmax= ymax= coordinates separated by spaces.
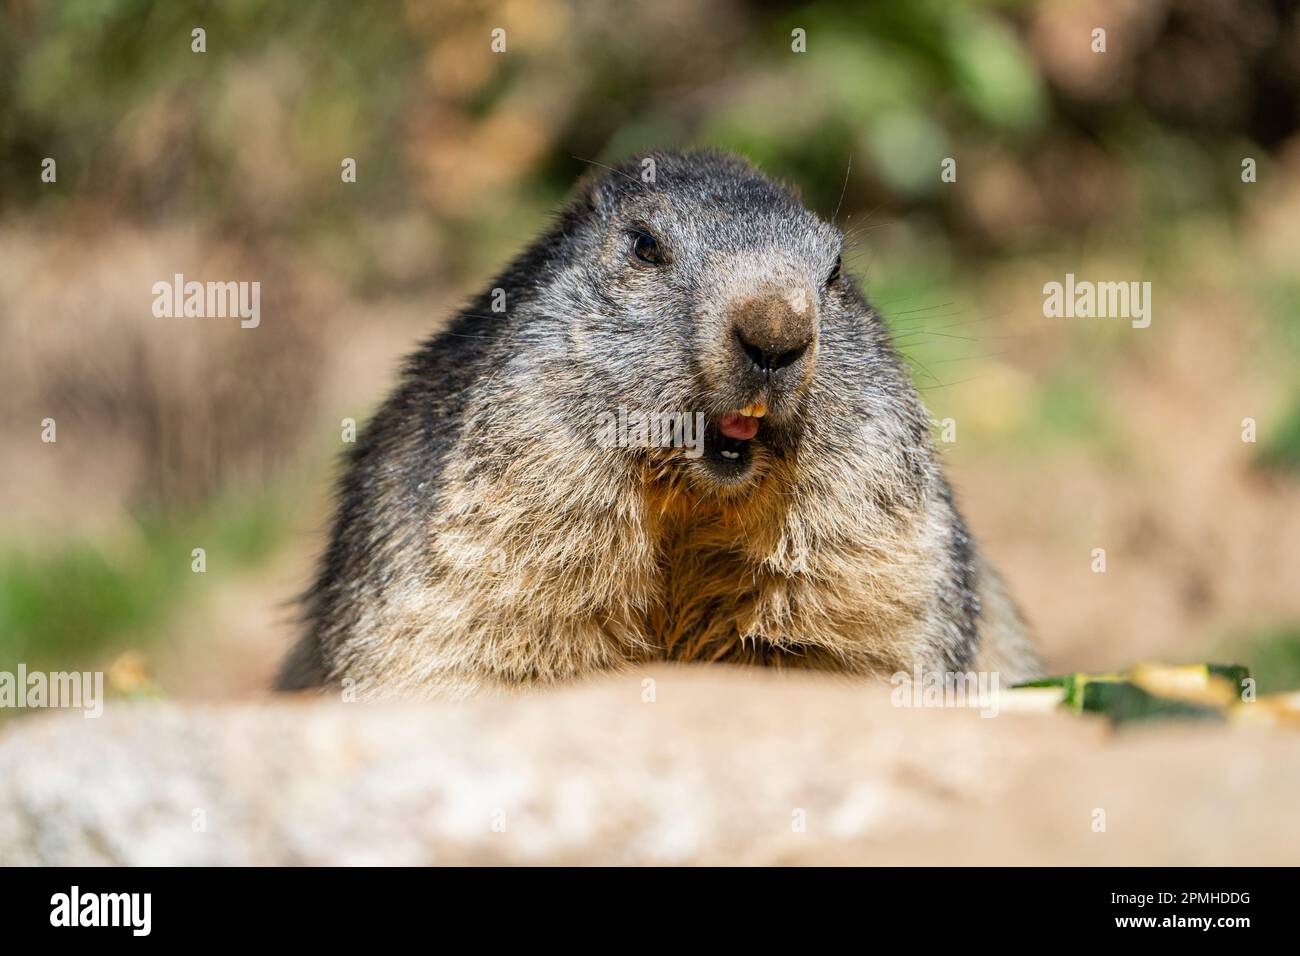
xmin=278 ymin=150 xmax=1041 ymax=698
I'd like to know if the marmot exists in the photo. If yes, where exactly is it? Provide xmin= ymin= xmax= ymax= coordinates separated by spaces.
xmin=278 ymin=150 xmax=1042 ymax=697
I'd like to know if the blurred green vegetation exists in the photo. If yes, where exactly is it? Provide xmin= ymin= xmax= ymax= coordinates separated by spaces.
xmin=1257 ymin=397 xmax=1300 ymax=475
xmin=0 ymin=488 xmax=292 ymax=670
xmin=1255 ymin=279 xmax=1300 ymax=356
xmin=1219 ymin=626 xmax=1300 ymax=693
xmin=6 ymin=0 xmax=1294 ymax=279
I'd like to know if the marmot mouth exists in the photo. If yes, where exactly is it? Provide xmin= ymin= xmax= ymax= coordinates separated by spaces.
xmin=704 ymin=404 xmax=765 ymax=473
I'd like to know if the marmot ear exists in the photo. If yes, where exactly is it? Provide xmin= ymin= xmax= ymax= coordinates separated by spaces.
xmin=573 ymin=169 xmax=616 ymax=218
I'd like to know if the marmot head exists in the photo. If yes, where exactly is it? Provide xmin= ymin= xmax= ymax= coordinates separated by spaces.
xmin=519 ymin=150 xmax=899 ymax=494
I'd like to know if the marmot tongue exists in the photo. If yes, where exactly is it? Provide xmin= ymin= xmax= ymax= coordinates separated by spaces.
xmin=718 ymin=412 xmax=760 ymax=442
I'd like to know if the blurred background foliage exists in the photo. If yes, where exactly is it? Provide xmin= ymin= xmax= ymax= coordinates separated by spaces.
xmin=1 ymin=0 xmax=1298 ymax=696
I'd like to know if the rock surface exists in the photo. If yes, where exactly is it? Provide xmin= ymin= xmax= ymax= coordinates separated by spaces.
xmin=2 ymin=666 xmax=1298 ymax=865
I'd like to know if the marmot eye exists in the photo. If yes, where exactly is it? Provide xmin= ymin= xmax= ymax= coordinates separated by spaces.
xmin=630 ymin=231 xmax=663 ymax=265
xmin=826 ymin=255 xmax=842 ymax=286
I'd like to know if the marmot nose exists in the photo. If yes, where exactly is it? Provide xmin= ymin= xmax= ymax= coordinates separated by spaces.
xmin=730 ymin=291 xmax=816 ymax=377
xmin=735 ymin=330 xmax=807 ymax=374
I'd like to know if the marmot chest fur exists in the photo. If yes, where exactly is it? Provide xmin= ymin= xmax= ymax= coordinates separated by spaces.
xmin=278 ymin=149 xmax=1042 ymax=697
